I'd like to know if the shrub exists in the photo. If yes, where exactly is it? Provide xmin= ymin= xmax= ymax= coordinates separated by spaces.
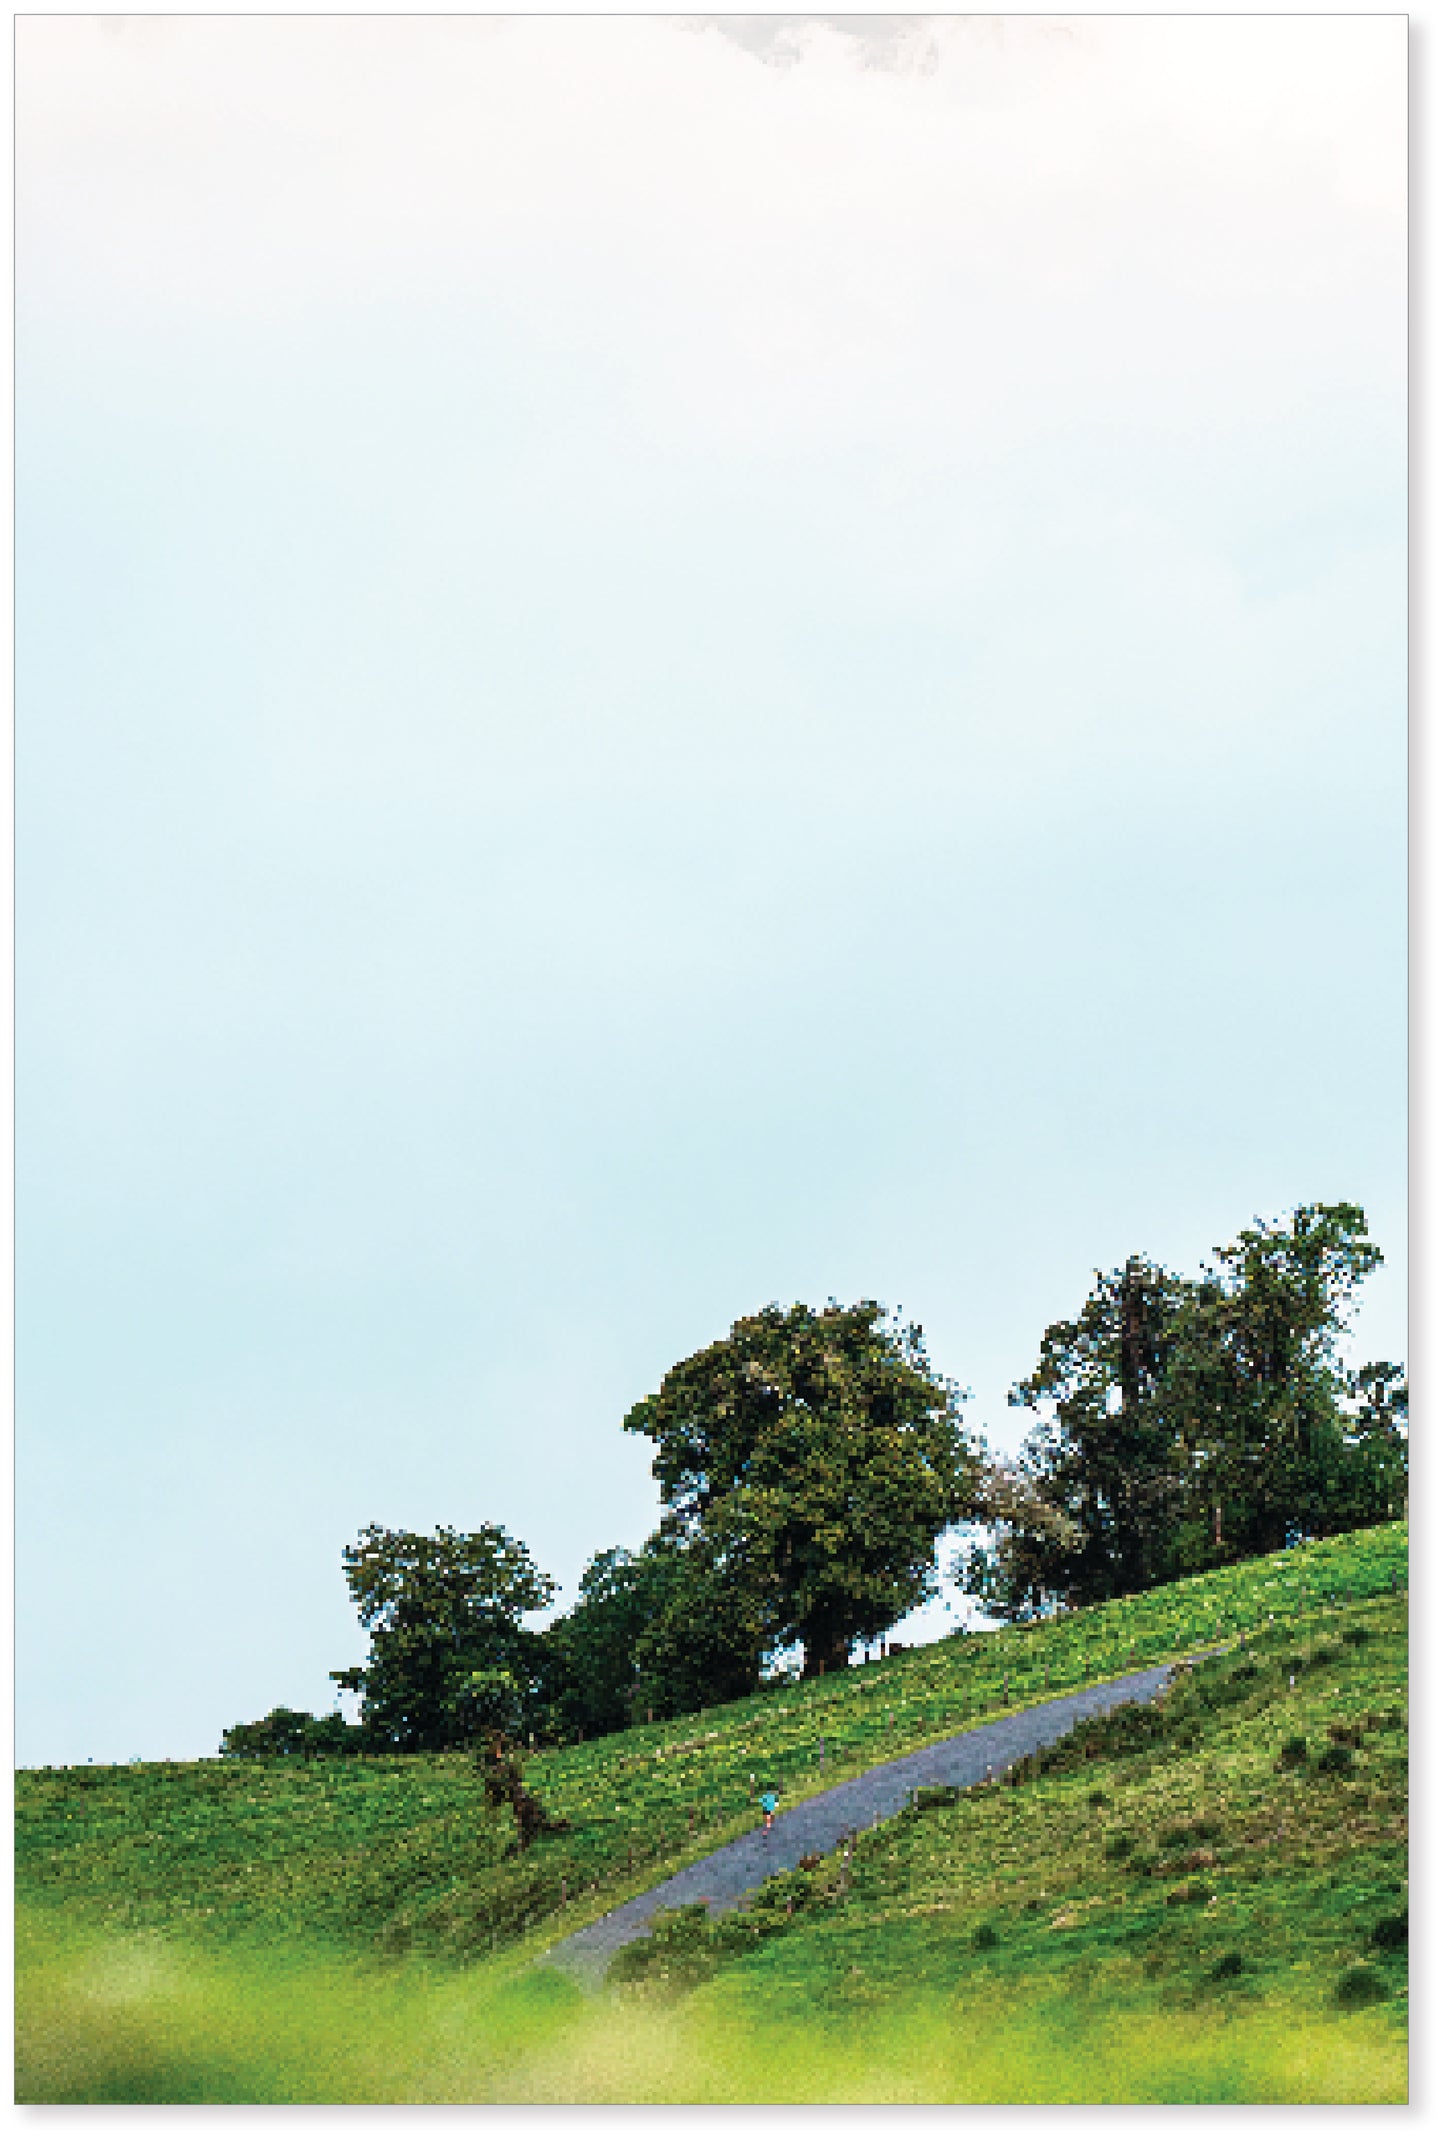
xmin=910 ymin=1784 xmax=962 ymax=1813
xmin=971 ymin=1922 xmax=1001 ymax=1951
xmin=1336 ymin=1965 xmax=1388 ymax=2009
xmin=1161 ymin=1818 xmax=1222 ymax=1849
xmin=1370 ymin=1909 xmax=1407 ymax=1952
xmin=1086 ymin=1788 xmax=1109 ymax=1808
xmin=1166 ymin=1879 xmax=1212 ymax=1906
xmin=1278 ymin=1736 xmax=1309 ymax=1770
xmin=1316 ymin=1743 xmax=1355 ymax=1777
xmin=607 ymin=1904 xmax=718 ymax=1995
xmin=219 ymin=1708 xmax=368 ymax=1760
xmin=1327 ymin=1721 xmax=1363 ymax=1748
xmin=1341 ymin=1625 xmax=1372 ymax=1648
xmin=1104 ymin=1834 xmax=1132 ymax=1861
xmin=1211 ymin=1950 xmax=1246 ymax=1980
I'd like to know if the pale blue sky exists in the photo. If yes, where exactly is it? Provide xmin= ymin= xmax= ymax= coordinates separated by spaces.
xmin=17 ymin=13 xmax=1406 ymax=1765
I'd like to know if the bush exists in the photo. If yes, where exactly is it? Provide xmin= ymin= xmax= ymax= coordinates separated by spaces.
xmin=607 ymin=1905 xmax=718 ymax=1995
xmin=219 ymin=1708 xmax=368 ymax=1761
xmin=910 ymin=1785 xmax=962 ymax=1814
xmin=1211 ymin=1950 xmax=1246 ymax=1980
xmin=1336 ymin=1965 xmax=1388 ymax=2009
xmin=971 ymin=1923 xmax=1001 ymax=1951
xmin=1341 ymin=1625 xmax=1372 ymax=1648
xmin=1278 ymin=1736 xmax=1309 ymax=1770
xmin=1316 ymin=1743 xmax=1355 ymax=1777
xmin=1370 ymin=1909 xmax=1407 ymax=1952
xmin=1161 ymin=1818 xmax=1222 ymax=1848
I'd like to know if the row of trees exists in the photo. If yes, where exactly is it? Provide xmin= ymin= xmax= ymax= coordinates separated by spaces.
xmin=222 ymin=1204 xmax=1406 ymax=1760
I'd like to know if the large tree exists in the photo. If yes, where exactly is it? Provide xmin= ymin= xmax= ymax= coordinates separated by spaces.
xmin=331 ymin=1523 xmax=556 ymax=1751
xmin=971 ymin=1204 xmax=1405 ymax=1618
xmin=623 ymin=1300 xmax=983 ymax=1677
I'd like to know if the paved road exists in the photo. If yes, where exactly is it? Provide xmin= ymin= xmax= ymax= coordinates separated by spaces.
xmin=543 ymin=1660 xmax=1184 ymax=1984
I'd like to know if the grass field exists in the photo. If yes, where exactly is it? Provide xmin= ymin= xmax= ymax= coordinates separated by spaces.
xmin=15 ymin=1521 xmax=1407 ymax=2102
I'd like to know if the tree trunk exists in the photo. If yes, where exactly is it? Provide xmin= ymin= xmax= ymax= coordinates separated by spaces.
xmin=803 ymin=1632 xmax=851 ymax=1678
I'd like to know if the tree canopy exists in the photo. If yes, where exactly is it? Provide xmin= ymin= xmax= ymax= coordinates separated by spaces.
xmin=330 ymin=1523 xmax=556 ymax=1751
xmin=624 ymin=1299 xmax=984 ymax=1676
xmin=970 ymin=1203 xmax=1406 ymax=1618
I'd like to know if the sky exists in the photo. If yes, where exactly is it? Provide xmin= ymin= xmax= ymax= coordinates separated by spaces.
xmin=15 ymin=11 xmax=1407 ymax=1767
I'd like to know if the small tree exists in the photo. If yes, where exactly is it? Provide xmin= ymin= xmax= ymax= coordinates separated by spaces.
xmin=476 ymin=1731 xmax=569 ymax=1851
xmin=332 ymin=1523 xmax=556 ymax=1752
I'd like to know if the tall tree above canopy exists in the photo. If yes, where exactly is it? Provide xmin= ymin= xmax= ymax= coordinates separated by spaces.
xmin=623 ymin=1300 xmax=984 ymax=1677
xmin=974 ymin=1203 xmax=1404 ymax=1619
xmin=1204 ymin=1203 xmax=1386 ymax=1550
xmin=331 ymin=1523 xmax=556 ymax=1751
xmin=1002 ymin=1254 xmax=1191 ymax=1607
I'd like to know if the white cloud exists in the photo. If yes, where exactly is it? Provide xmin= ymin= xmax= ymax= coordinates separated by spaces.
xmin=17 ymin=13 xmax=1404 ymax=464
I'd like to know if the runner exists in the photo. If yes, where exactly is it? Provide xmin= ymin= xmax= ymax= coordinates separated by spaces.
xmin=759 ymin=1788 xmax=779 ymax=1833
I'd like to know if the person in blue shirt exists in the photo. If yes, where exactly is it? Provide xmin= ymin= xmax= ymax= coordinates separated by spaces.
xmin=759 ymin=1789 xmax=779 ymax=1832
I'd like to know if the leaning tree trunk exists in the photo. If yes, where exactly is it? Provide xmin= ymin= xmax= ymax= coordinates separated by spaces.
xmin=476 ymin=1732 xmax=569 ymax=1851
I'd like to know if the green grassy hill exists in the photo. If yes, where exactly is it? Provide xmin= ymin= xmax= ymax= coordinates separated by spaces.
xmin=16 ymin=1522 xmax=1407 ymax=2103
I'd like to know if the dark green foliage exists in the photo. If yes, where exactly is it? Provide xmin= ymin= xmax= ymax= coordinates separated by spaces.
xmin=632 ymin=1540 xmax=768 ymax=1720
xmin=1370 ymin=1909 xmax=1407 ymax=1952
xmin=331 ymin=1523 xmax=556 ymax=1752
xmin=1336 ymin=1965 xmax=1388 ymax=2009
xmin=219 ymin=1708 xmax=366 ymax=1760
xmin=973 ymin=1206 xmax=1405 ymax=1618
xmin=1103 ymin=1833 xmax=1132 ymax=1861
xmin=1211 ymin=1950 xmax=1246 ymax=1980
xmin=1316 ymin=1743 xmax=1354 ymax=1777
xmin=1341 ymin=1625 xmax=1372 ymax=1648
xmin=1278 ymin=1736 xmax=1309 ymax=1769
xmin=624 ymin=1300 xmax=983 ymax=1677
xmin=971 ymin=1921 xmax=1001 ymax=1951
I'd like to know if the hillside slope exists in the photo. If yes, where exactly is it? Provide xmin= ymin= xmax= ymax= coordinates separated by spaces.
xmin=16 ymin=1524 xmax=1407 ymax=2102
xmin=16 ymin=1522 xmax=1405 ymax=1969
xmin=601 ymin=1582 xmax=1407 ymax=2102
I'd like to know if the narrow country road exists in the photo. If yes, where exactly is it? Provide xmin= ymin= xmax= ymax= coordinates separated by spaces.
xmin=543 ymin=1659 xmax=1189 ymax=1984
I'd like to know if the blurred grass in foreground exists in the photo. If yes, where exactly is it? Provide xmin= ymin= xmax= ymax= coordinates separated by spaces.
xmin=15 ymin=1903 xmax=1403 ymax=2105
